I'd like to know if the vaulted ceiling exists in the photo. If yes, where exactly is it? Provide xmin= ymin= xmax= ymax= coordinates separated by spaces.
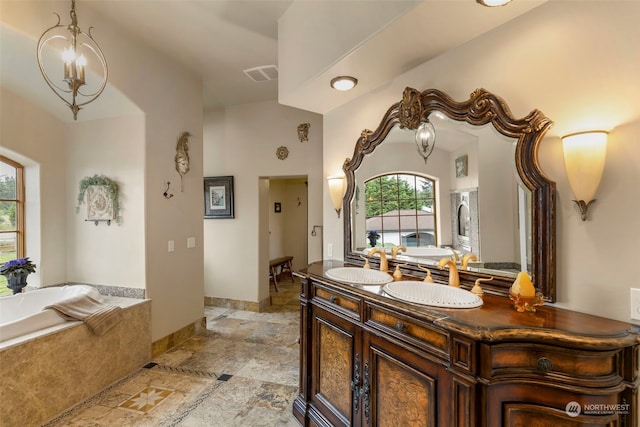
xmin=1 ymin=0 xmax=547 ymax=121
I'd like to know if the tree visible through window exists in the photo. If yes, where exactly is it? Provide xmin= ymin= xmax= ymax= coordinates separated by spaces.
xmin=0 ymin=156 xmax=24 ymax=292
xmin=364 ymin=173 xmax=436 ymax=248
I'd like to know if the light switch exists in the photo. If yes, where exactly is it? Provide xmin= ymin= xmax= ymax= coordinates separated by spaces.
xmin=187 ymin=237 xmax=196 ymax=248
xmin=168 ymin=240 xmax=175 ymax=252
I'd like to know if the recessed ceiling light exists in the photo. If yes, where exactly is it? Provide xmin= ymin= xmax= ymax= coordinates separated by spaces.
xmin=330 ymin=76 xmax=358 ymax=91
xmin=476 ymin=0 xmax=512 ymax=6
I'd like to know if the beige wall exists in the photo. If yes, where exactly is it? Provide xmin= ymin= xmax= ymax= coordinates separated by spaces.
xmin=0 ymin=88 xmax=67 ymax=287
xmin=323 ymin=1 xmax=640 ymax=323
xmin=203 ymin=101 xmax=322 ymax=304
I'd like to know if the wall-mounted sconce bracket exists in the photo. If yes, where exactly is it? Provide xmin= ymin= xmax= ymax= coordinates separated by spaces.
xmin=573 ymin=199 xmax=595 ymax=222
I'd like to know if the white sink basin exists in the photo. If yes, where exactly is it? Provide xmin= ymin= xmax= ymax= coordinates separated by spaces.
xmin=383 ymin=281 xmax=483 ymax=308
xmin=325 ymin=267 xmax=393 ymax=286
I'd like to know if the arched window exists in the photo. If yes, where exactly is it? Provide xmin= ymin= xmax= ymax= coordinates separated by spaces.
xmin=364 ymin=173 xmax=436 ymax=248
xmin=0 ymin=156 xmax=24 ymax=289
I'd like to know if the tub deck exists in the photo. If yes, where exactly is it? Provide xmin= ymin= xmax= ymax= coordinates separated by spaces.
xmin=0 ymin=296 xmax=151 ymax=427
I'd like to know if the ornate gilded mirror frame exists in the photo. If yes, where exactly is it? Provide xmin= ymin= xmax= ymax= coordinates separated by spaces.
xmin=342 ymin=87 xmax=556 ymax=301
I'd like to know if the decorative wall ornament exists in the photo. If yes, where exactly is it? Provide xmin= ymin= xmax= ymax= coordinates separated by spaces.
xmin=276 ymin=146 xmax=289 ymax=160
xmin=163 ymin=181 xmax=174 ymax=199
xmin=77 ymin=174 xmax=120 ymax=225
xmin=297 ymin=123 xmax=310 ymax=142
xmin=398 ymin=87 xmax=423 ymax=130
xmin=175 ymin=131 xmax=191 ymax=191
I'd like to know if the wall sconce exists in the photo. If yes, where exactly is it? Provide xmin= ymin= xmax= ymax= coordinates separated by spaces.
xmin=327 ymin=175 xmax=346 ymax=218
xmin=37 ymin=0 xmax=108 ymax=120
xmin=330 ymin=76 xmax=358 ymax=91
xmin=562 ymin=131 xmax=608 ymax=221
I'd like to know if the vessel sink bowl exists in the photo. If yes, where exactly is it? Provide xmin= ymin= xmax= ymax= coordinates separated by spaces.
xmin=325 ymin=267 xmax=393 ymax=286
xmin=383 ymin=281 xmax=483 ymax=308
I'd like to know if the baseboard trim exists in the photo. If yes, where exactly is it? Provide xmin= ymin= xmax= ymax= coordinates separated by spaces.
xmin=151 ymin=317 xmax=206 ymax=357
xmin=204 ymin=296 xmax=270 ymax=312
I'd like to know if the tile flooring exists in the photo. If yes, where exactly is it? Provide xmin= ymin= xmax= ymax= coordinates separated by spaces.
xmin=46 ymin=279 xmax=301 ymax=427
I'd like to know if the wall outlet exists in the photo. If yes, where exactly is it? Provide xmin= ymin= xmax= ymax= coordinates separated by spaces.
xmin=631 ymin=288 xmax=640 ymax=321
xmin=187 ymin=237 xmax=196 ymax=248
xmin=327 ymin=243 xmax=333 ymax=258
xmin=168 ymin=240 xmax=174 ymax=253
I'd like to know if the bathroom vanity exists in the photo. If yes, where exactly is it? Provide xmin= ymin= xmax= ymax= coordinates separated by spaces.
xmin=293 ymin=261 xmax=638 ymax=426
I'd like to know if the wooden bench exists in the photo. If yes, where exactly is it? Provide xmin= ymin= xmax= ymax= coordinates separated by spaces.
xmin=269 ymin=256 xmax=294 ymax=292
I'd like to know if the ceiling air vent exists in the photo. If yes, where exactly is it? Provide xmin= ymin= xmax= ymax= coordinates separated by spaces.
xmin=243 ymin=65 xmax=278 ymax=82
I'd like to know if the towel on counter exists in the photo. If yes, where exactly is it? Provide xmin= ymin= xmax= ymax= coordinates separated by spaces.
xmin=45 ymin=295 xmax=123 ymax=336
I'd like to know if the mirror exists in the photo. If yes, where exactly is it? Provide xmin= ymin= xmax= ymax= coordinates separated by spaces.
xmin=342 ymin=88 xmax=556 ymax=301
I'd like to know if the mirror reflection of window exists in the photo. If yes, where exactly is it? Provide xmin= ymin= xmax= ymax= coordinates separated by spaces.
xmin=364 ymin=173 xmax=436 ymax=248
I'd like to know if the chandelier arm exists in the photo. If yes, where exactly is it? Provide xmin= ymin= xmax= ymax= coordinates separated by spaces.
xmin=37 ymin=32 xmax=76 ymax=108
xmin=74 ymin=40 xmax=108 ymax=102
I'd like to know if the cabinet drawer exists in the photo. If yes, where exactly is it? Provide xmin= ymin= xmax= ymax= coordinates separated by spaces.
xmin=365 ymin=303 xmax=449 ymax=359
xmin=313 ymin=285 xmax=361 ymax=320
xmin=481 ymin=343 xmax=622 ymax=387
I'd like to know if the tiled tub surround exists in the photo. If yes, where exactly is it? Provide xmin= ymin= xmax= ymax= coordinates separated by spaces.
xmin=0 ymin=295 xmax=151 ymax=427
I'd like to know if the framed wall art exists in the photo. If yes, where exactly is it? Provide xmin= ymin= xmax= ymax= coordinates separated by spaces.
xmin=204 ymin=176 xmax=234 ymax=219
xmin=455 ymin=155 xmax=468 ymax=178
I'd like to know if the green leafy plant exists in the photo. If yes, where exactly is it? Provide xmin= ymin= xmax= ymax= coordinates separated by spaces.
xmin=0 ymin=257 xmax=36 ymax=278
xmin=77 ymin=174 xmax=121 ymax=223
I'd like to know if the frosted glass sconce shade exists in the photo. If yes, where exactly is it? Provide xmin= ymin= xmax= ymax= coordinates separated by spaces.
xmin=562 ymin=131 xmax=608 ymax=221
xmin=327 ymin=175 xmax=346 ymax=218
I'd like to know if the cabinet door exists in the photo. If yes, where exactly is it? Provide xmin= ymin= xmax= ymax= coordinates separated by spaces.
xmin=363 ymin=332 xmax=464 ymax=427
xmin=310 ymin=305 xmax=360 ymax=427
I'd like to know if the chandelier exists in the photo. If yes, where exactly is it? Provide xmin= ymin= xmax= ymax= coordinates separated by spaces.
xmin=36 ymin=0 xmax=108 ymax=120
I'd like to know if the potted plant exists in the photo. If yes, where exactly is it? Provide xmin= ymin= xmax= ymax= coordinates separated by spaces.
xmin=367 ymin=230 xmax=381 ymax=247
xmin=0 ymin=257 xmax=36 ymax=294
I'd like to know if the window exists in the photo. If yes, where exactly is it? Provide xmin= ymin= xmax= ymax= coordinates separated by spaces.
xmin=364 ymin=173 xmax=436 ymax=248
xmin=0 ymin=156 xmax=24 ymax=290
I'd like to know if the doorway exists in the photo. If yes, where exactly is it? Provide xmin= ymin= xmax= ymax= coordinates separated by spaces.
xmin=267 ymin=176 xmax=308 ymax=273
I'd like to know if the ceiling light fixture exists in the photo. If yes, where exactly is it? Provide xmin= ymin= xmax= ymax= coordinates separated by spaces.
xmin=330 ymin=76 xmax=358 ymax=91
xmin=476 ymin=0 xmax=512 ymax=6
xmin=37 ymin=0 xmax=108 ymax=120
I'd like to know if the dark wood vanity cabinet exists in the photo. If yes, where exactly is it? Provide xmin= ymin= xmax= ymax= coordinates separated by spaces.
xmin=293 ymin=263 xmax=639 ymax=427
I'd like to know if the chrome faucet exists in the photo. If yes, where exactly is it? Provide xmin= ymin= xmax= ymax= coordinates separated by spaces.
xmin=368 ymin=247 xmax=389 ymax=273
xmin=391 ymin=245 xmax=407 ymax=259
xmin=437 ymin=257 xmax=460 ymax=288
xmin=461 ymin=253 xmax=478 ymax=270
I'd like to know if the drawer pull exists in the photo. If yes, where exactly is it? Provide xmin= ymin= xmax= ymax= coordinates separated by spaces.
xmin=329 ymin=296 xmax=337 ymax=304
xmin=537 ymin=357 xmax=553 ymax=372
xmin=395 ymin=321 xmax=405 ymax=332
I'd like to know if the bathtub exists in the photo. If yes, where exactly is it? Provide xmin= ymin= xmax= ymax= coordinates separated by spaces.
xmin=0 ymin=285 xmax=151 ymax=426
xmin=0 ymin=284 xmax=101 ymax=342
